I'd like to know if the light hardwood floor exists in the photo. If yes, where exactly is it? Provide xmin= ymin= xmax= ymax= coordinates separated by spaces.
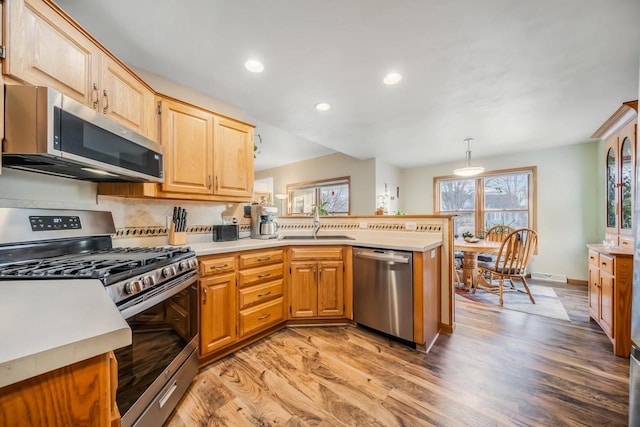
xmin=166 ymin=282 xmax=630 ymax=426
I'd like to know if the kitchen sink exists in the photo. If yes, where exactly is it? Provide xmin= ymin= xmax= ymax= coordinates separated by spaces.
xmin=280 ymin=235 xmax=354 ymax=240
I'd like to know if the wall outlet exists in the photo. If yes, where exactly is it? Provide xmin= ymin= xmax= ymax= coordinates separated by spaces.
xmin=405 ymin=221 xmax=417 ymax=231
xmin=359 ymin=222 xmax=368 ymax=229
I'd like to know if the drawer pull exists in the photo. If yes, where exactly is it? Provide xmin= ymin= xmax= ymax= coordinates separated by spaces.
xmin=257 ymin=256 xmax=271 ymax=261
xmin=210 ymin=263 xmax=229 ymax=270
xmin=257 ymin=313 xmax=271 ymax=321
xmin=257 ymin=291 xmax=271 ymax=297
xmin=257 ymin=273 xmax=272 ymax=278
xmin=601 ymin=262 xmax=607 ymax=266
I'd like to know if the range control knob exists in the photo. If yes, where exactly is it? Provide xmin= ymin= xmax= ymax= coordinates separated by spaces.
xmin=162 ymin=266 xmax=176 ymax=278
xmin=189 ymin=259 xmax=198 ymax=268
xmin=125 ymin=280 xmax=144 ymax=295
xmin=142 ymin=275 xmax=155 ymax=287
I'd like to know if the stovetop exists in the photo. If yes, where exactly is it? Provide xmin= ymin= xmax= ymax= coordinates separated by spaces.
xmin=0 ymin=246 xmax=195 ymax=286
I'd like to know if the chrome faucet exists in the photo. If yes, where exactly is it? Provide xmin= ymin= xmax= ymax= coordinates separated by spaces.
xmin=312 ymin=204 xmax=320 ymax=238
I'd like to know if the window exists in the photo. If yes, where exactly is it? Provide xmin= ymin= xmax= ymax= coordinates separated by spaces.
xmin=286 ymin=177 xmax=350 ymax=216
xmin=434 ymin=167 xmax=536 ymax=237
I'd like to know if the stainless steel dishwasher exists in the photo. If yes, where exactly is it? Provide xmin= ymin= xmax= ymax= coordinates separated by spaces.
xmin=353 ymin=247 xmax=413 ymax=342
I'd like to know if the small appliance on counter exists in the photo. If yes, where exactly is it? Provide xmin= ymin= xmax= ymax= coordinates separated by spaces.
xmin=250 ymin=205 xmax=279 ymax=239
xmin=212 ymin=224 xmax=239 ymax=242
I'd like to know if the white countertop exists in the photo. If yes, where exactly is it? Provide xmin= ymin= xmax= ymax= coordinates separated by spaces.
xmin=190 ymin=231 xmax=442 ymax=256
xmin=0 ymin=279 xmax=131 ymax=388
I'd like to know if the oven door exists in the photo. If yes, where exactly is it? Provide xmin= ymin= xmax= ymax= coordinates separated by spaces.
xmin=115 ymin=270 xmax=199 ymax=427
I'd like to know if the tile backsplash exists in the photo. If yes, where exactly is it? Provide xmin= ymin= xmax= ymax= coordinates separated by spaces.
xmin=0 ymin=169 xmax=248 ymax=245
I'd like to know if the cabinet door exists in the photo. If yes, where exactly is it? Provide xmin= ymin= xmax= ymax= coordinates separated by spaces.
xmin=5 ymin=0 xmax=99 ymax=106
xmin=605 ymin=140 xmax=618 ymax=239
xmin=289 ymin=262 xmax=318 ymax=318
xmin=100 ymin=56 xmax=156 ymax=141
xmin=618 ymin=124 xmax=635 ymax=239
xmin=200 ymin=273 xmax=237 ymax=356
xmin=317 ymin=260 xmax=344 ymax=317
xmin=161 ymin=100 xmax=214 ymax=194
xmin=213 ymin=116 xmax=254 ymax=198
xmin=600 ymin=273 xmax=614 ymax=337
xmin=587 ymin=265 xmax=600 ymax=320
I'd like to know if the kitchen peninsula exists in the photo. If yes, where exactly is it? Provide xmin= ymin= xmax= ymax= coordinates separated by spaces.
xmin=188 ymin=214 xmax=453 ymax=367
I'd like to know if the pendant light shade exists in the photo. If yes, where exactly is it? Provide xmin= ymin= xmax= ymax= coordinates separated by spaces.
xmin=453 ymin=138 xmax=485 ymax=177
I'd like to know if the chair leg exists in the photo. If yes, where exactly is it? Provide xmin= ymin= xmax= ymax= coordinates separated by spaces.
xmin=518 ymin=276 xmax=536 ymax=304
xmin=498 ymin=277 xmax=504 ymax=306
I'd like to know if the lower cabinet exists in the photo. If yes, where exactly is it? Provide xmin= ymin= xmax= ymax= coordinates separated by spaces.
xmin=198 ymin=249 xmax=285 ymax=360
xmin=199 ymin=256 xmax=237 ymax=357
xmin=587 ymin=245 xmax=633 ymax=357
xmin=0 ymin=351 xmax=119 ymax=427
xmin=289 ymin=247 xmax=345 ymax=318
xmin=199 ymin=272 xmax=237 ymax=355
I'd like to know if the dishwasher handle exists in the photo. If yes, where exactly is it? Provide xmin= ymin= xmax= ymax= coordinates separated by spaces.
xmin=353 ymin=249 xmax=411 ymax=264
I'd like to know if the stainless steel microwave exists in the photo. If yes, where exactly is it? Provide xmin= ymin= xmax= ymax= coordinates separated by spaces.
xmin=3 ymin=85 xmax=164 ymax=182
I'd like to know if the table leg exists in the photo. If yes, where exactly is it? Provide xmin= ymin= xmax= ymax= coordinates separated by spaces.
xmin=461 ymin=252 xmax=478 ymax=291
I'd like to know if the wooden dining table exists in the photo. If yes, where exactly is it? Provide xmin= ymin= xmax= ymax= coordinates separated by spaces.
xmin=454 ymin=239 xmax=502 ymax=290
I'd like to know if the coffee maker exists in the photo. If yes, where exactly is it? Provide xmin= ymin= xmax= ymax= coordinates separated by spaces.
xmin=250 ymin=205 xmax=279 ymax=239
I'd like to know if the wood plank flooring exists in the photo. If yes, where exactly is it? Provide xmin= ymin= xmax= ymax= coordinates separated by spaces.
xmin=165 ymin=282 xmax=630 ymax=426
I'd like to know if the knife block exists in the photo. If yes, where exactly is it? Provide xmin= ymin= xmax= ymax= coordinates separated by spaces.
xmin=168 ymin=223 xmax=187 ymax=245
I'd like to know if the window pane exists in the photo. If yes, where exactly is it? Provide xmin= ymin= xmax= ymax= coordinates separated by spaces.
xmin=440 ymin=179 xmax=476 ymax=211
xmin=483 ymin=211 xmax=528 ymax=231
xmin=484 ymin=174 xmax=529 ymax=210
xmin=320 ymin=183 xmax=349 ymax=215
xmin=291 ymin=188 xmax=315 ymax=214
xmin=453 ymin=213 xmax=475 ymax=237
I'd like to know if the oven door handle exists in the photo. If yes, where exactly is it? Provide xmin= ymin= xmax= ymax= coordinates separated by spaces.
xmin=119 ymin=271 xmax=199 ymax=320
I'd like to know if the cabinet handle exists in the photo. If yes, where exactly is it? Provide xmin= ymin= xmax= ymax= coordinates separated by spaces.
xmin=210 ymin=263 xmax=228 ymax=270
xmin=102 ymin=90 xmax=109 ymax=114
xmin=257 ymin=256 xmax=271 ymax=261
xmin=257 ymin=291 xmax=271 ymax=297
xmin=92 ymin=83 xmax=99 ymax=109
xmin=215 ymin=176 xmax=219 ymax=191
xmin=203 ymin=287 xmax=207 ymax=304
xmin=257 ymin=273 xmax=271 ymax=278
xmin=257 ymin=313 xmax=271 ymax=321
xmin=207 ymin=175 xmax=212 ymax=189
xmin=601 ymin=262 xmax=607 ymax=266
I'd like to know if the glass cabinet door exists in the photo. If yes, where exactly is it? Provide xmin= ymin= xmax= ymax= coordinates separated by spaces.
xmin=621 ymin=137 xmax=633 ymax=230
xmin=606 ymin=147 xmax=617 ymax=229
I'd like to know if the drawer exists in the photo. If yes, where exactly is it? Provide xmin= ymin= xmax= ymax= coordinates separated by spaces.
xmin=238 ymin=279 xmax=283 ymax=309
xmin=200 ymin=256 xmax=235 ymax=276
xmin=619 ymin=236 xmax=634 ymax=248
xmin=239 ymin=297 xmax=284 ymax=337
xmin=588 ymin=250 xmax=599 ymax=267
xmin=239 ymin=249 xmax=284 ymax=269
xmin=238 ymin=263 xmax=283 ymax=287
xmin=599 ymin=254 xmax=615 ymax=276
xmin=289 ymin=246 xmax=343 ymax=261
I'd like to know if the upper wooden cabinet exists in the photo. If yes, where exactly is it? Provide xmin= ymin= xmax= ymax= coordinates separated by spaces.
xmin=213 ymin=117 xmax=254 ymax=198
xmin=593 ymin=100 xmax=638 ymax=247
xmin=4 ymin=0 xmax=157 ymax=141
xmin=161 ymin=99 xmax=214 ymax=195
xmin=100 ymin=57 xmax=157 ymax=141
xmin=5 ymin=0 xmax=100 ymax=105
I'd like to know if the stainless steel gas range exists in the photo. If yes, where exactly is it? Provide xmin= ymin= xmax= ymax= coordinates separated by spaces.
xmin=0 ymin=208 xmax=199 ymax=427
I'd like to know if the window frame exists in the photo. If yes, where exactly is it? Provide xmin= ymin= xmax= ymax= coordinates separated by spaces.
xmin=286 ymin=176 xmax=351 ymax=216
xmin=433 ymin=166 xmax=537 ymax=235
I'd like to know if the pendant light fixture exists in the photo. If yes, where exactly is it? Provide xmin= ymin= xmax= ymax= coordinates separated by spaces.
xmin=453 ymin=138 xmax=485 ymax=177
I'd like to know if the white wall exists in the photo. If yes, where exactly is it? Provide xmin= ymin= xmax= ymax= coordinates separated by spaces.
xmin=400 ymin=141 xmax=601 ymax=281
xmin=255 ymin=153 xmax=376 ymax=215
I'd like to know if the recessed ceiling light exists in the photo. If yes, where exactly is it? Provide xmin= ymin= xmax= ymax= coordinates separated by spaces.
xmin=244 ymin=59 xmax=264 ymax=73
xmin=383 ymin=72 xmax=402 ymax=85
xmin=315 ymin=102 xmax=331 ymax=111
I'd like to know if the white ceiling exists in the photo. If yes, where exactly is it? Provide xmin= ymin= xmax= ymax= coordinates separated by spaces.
xmin=55 ymin=0 xmax=640 ymax=171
